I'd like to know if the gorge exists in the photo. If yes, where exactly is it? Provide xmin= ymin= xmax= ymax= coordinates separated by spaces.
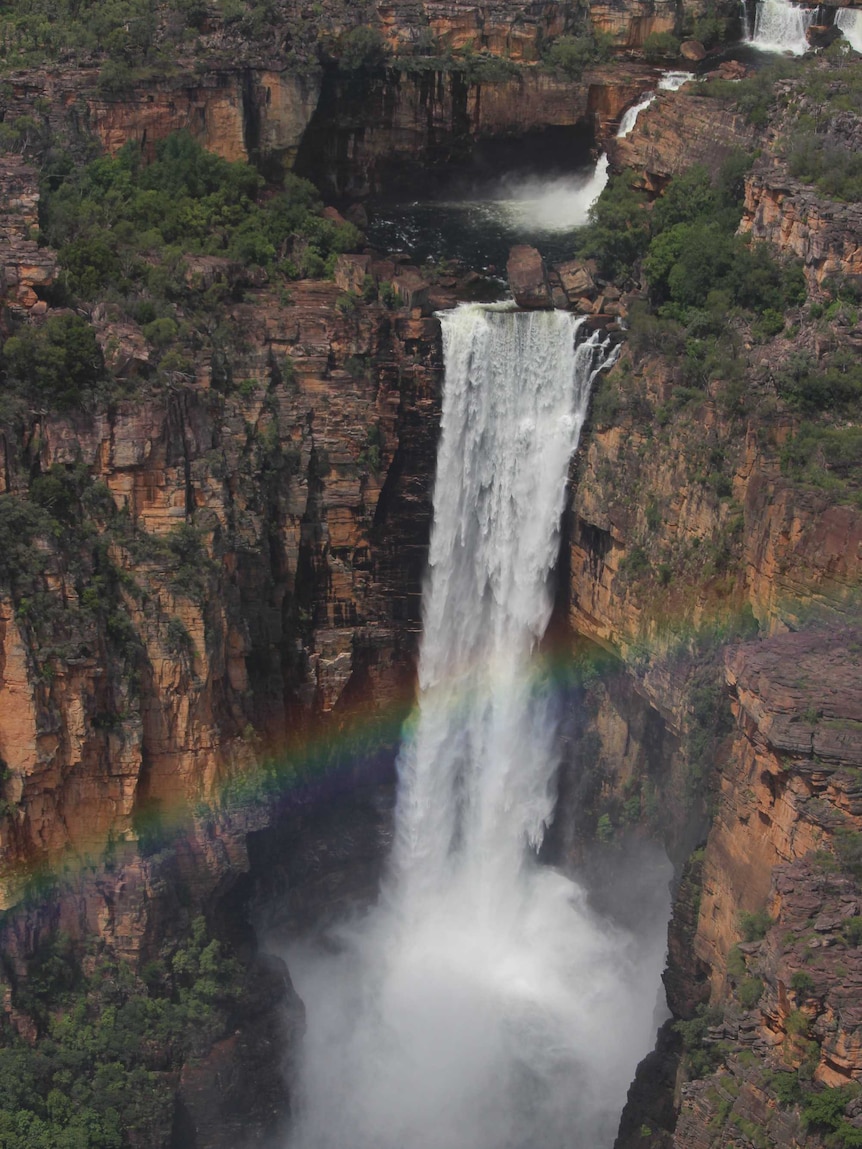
xmin=0 ymin=2 xmax=861 ymax=1148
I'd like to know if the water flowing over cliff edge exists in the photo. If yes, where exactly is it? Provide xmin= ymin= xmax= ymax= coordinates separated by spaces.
xmin=285 ymin=306 xmax=671 ymax=1149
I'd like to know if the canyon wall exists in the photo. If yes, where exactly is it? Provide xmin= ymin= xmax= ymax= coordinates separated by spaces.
xmin=1 ymin=28 xmax=862 ymax=1149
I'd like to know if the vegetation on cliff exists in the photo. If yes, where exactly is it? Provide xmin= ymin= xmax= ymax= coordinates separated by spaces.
xmin=0 ymin=918 xmax=252 ymax=1148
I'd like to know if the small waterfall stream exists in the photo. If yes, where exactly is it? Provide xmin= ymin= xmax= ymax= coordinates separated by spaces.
xmin=740 ymin=0 xmax=752 ymax=40
xmin=285 ymin=306 xmax=671 ymax=1149
xmin=617 ymin=94 xmax=656 ymax=139
xmin=616 ymin=70 xmax=695 ymax=143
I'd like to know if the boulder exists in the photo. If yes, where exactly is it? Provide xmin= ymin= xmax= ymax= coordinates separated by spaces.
xmin=808 ymin=23 xmax=840 ymax=47
xmin=507 ymin=245 xmax=552 ymax=309
xmin=392 ymin=270 xmax=430 ymax=313
xmin=680 ymin=39 xmax=706 ymax=61
xmin=716 ymin=59 xmax=748 ymax=80
xmin=556 ymin=259 xmax=597 ymax=302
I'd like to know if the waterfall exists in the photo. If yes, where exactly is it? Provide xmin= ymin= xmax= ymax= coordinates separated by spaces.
xmin=740 ymin=0 xmax=752 ymax=39
xmin=617 ymin=94 xmax=656 ymax=138
xmin=752 ymin=0 xmax=815 ymax=53
xmin=390 ymin=307 xmax=613 ymax=904
xmin=285 ymin=305 xmax=672 ymax=1149
xmin=836 ymin=6 xmax=862 ymax=51
xmin=492 ymin=155 xmax=609 ymax=232
xmin=658 ymin=69 xmax=696 ymax=89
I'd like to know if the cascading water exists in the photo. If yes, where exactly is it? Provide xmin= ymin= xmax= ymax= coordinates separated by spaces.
xmin=658 ymin=70 xmax=696 ymax=89
xmin=836 ymin=6 xmax=862 ymax=51
xmin=285 ymin=305 xmax=671 ymax=1149
xmin=740 ymin=0 xmax=752 ymax=39
xmin=617 ymin=94 xmax=656 ymax=138
xmin=752 ymin=0 xmax=815 ymax=53
xmin=617 ymin=69 xmax=700 ymax=143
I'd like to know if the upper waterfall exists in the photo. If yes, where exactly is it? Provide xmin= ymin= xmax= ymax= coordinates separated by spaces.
xmin=836 ymin=6 xmax=862 ymax=51
xmin=752 ymin=0 xmax=815 ymax=53
xmin=285 ymin=305 xmax=671 ymax=1149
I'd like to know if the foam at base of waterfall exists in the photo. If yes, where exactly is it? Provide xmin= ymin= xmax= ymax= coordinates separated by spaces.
xmin=752 ymin=0 xmax=815 ymax=54
xmin=284 ymin=307 xmax=671 ymax=1149
xmin=489 ymin=155 xmax=610 ymax=231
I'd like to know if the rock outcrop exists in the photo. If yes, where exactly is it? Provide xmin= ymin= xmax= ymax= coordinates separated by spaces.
xmin=741 ymin=163 xmax=862 ymax=293
xmin=609 ymin=82 xmax=760 ymax=190
xmin=0 ymin=157 xmax=56 ymax=313
xmin=508 ymin=244 xmax=552 ymax=308
xmin=295 ymin=63 xmax=658 ymax=199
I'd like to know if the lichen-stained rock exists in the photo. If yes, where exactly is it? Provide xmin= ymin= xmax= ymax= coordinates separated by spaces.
xmin=692 ymin=628 xmax=862 ymax=999
xmin=0 ymin=156 xmax=56 ymax=313
xmin=740 ymin=162 xmax=862 ymax=293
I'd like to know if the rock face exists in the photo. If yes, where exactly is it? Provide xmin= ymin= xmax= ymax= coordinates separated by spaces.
xmin=0 ymin=157 xmax=56 ymax=313
xmin=0 ymin=277 xmax=443 ymax=897
xmin=507 ymin=245 xmax=553 ymax=308
xmin=379 ymin=0 xmax=571 ymax=58
xmin=380 ymin=0 xmax=733 ymax=55
xmin=295 ymin=63 xmax=659 ymax=199
xmin=698 ymin=629 xmax=862 ymax=997
xmin=656 ymin=628 xmax=862 ymax=1149
xmin=741 ymin=162 xmax=862 ymax=292
xmin=609 ymin=82 xmax=760 ymax=189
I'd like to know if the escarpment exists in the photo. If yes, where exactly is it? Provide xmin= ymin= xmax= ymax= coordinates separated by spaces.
xmin=2 ymin=13 xmax=862 ymax=1149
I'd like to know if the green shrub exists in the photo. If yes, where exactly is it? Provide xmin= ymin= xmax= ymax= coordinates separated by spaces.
xmin=642 ymin=32 xmax=681 ymax=62
xmin=544 ymin=31 xmax=613 ymax=78
xmin=791 ymin=970 xmax=815 ymax=996
xmin=788 ymin=132 xmax=862 ymax=202
xmin=738 ymin=976 xmax=764 ymax=1008
xmin=165 ymin=616 xmax=194 ymax=657
xmin=166 ymin=523 xmax=215 ymax=603
xmin=766 ymin=1070 xmax=802 ymax=1105
xmin=739 ymin=908 xmax=773 ymax=942
xmin=590 ymin=374 xmax=620 ymax=427
xmin=785 ymin=1008 xmax=809 ymax=1036
xmin=674 ymin=1005 xmax=725 ymax=1078
xmin=596 ymin=812 xmax=614 ymax=842
xmin=2 ymin=314 xmax=104 ymax=409
xmin=0 ymin=917 xmax=249 ymax=1149
xmin=803 ymin=1085 xmax=862 ymax=1134
xmin=699 ymin=59 xmax=797 ymax=126
xmin=776 ymin=350 xmax=862 ymax=415
xmin=579 ymin=172 xmax=650 ymax=281
xmin=336 ymin=25 xmax=389 ymax=71
xmin=41 ymin=133 xmax=363 ymax=317
xmin=835 ymin=828 xmax=862 ymax=877
xmin=727 ymin=945 xmax=747 ymax=978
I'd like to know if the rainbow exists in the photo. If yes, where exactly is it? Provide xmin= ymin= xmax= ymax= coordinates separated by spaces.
xmin=0 ymin=593 xmax=840 ymax=920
